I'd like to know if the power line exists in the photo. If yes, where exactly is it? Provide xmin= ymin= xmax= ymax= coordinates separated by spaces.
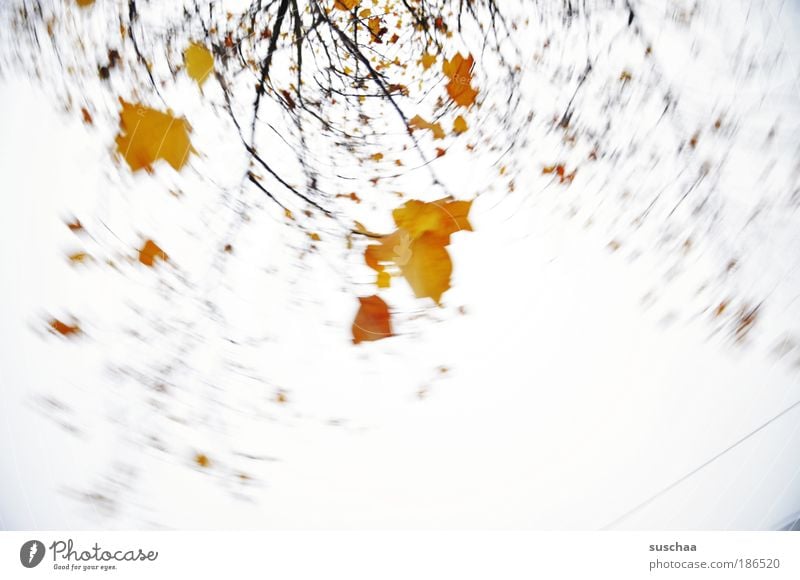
xmin=603 ymin=396 xmax=800 ymax=529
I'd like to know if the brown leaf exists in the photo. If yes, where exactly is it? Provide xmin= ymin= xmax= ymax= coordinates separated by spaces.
xmin=336 ymin=192 xmax=362 ymax=203
xmin=367 ymin=17 xmax=387 ymax=43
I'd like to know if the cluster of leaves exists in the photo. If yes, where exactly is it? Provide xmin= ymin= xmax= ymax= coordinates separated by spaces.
xmin=2 ymin=0 xmax=515 ymax=346
xmin=353 ymin=197 xmax=473 ymax=343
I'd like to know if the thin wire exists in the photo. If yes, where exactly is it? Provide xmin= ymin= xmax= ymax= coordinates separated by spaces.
xmin=602 ymin=396 xmax=800 ymax=529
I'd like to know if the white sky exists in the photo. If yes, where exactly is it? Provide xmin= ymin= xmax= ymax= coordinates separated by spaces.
xmin=1 ymin=0 xmax=800 ymax=530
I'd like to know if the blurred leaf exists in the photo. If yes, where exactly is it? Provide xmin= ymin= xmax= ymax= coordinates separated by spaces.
xmin=364 ymin=199 xmax=472 ymax=303
xmin=50 ymin=319 xmax=80 ymax=336
xmin=420 ymin=52 xmax=436 ymax=70
xmin=68 ymin=252 xmax=91 ymax=264
xmin=115 ymin=99 xmax=195 ymax=172
xmin=139 ymin=239 xmax=168 ymax=267
xmin=442 ymin=53 xmax=478 ymax=107
xmin=401 ymin=232 xmax=453 ymax=304
xmin=367 ymin=17 xmax=387 ymax=43
xmin=453 ymin=115 xmax=468 ymax=135
xmin=184 ymin=42 xmax=215 ymax=86
xmin=333 ymin=0 xmax=358 ymax=10
xmin=409 ymin=115 xmax=445 ymax=140
xmin=352 ymin=295 xmax=393 ymax=343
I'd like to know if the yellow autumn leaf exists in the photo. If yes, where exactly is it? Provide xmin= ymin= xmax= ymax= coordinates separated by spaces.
xmin=392 ymin=198 xmax=473 ymax=243
xmin=363 ymin=198 xmax=472 ymax=303
xmin=409 ymin=114 xmax=445 ymax=140
xmin=420 ymin=52 xmax=436 ymax=70
xmin=184 ymin=42 xmax=214 ymax=85
xmin=68 ymin=252 xmax=91 ymax=264
xmin=401 ymin=233 xmax=453 ymax=303
xmin=115 ymin=99 xmax=196 ymax=172
xmin=75 ymin=0 xmax=94 ymax=7
xmin=453 ymin=115 xmax=468 ymax=134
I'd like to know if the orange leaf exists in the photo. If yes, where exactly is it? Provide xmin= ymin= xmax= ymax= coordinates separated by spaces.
xmin=352 ymin=295 xmax=393 ymax=343
xmin=364 ymin=231 xmax=400 ymax=272
xmin=333 ymin=0 xmax=358 ymax=10
xmin=408 ymin=115 xmax=445 ymax=140
xmin=115 ymin=99 xmax=196 ymax=172
xmin=442 ymin=53 xmax=478 ymax=107
xmin=50 ymin=319 xmax=80 ymax=336
xmin=336 ymin=192 xmax=362 ymax=203
xmin=139 ymin=239 xmax=168 ymax=267
xmin=543 ymin=163 xmax=577 ymax=184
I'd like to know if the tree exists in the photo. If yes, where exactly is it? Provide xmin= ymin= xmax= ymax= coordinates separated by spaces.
xmin=4 ymin=0 xmax=521 ymax=337
xmin=3 ymin=0 xmax=799 ymax=528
